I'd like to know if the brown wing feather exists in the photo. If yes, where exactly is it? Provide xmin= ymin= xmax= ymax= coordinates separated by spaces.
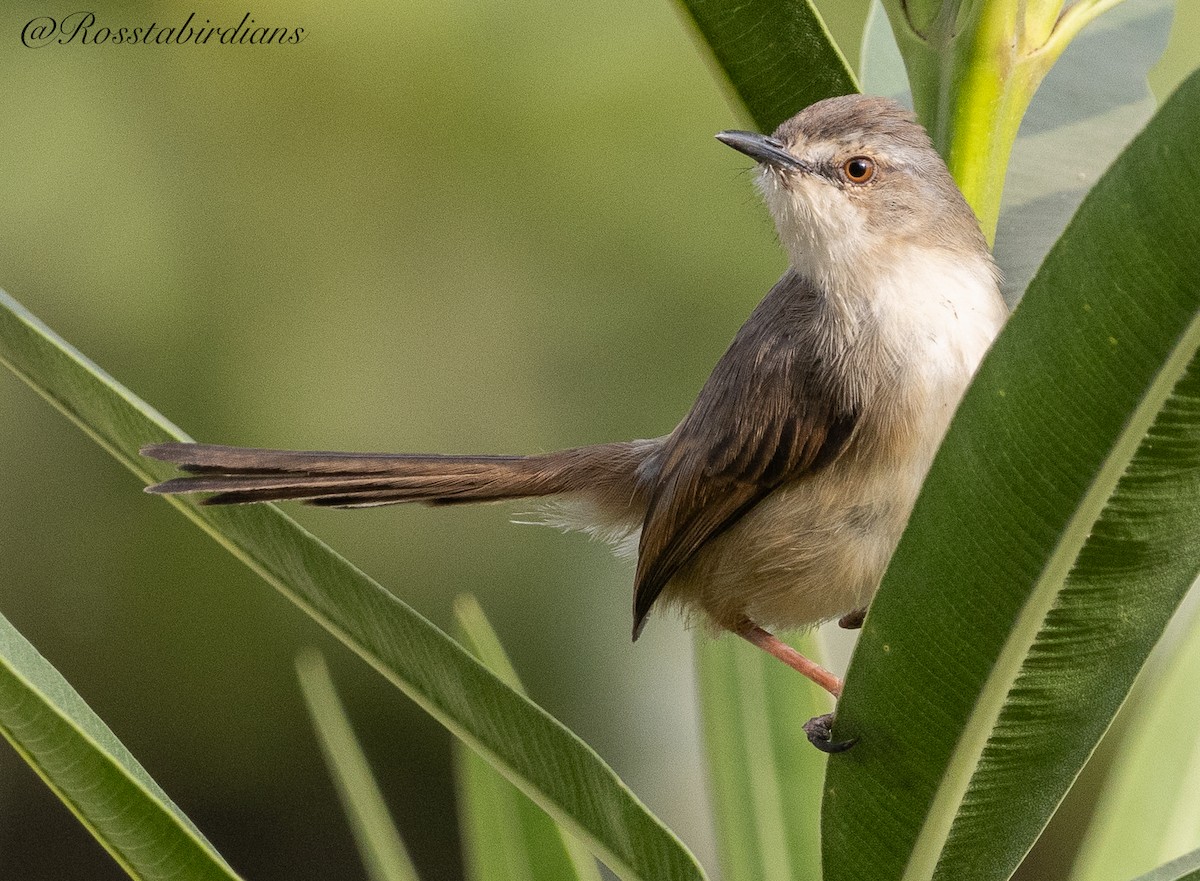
xmin=631 ymin=273 xmax=859 ymax=637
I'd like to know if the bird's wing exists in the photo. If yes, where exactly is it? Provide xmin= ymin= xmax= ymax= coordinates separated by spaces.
xmin=632 ymin=275 xmax=859 ymax=637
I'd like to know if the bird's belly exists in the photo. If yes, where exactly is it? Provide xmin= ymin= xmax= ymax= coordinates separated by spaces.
xmin=668 ymin=457 xmax=921 ymax=632
xmin=667 ymin=364 xmax=971 ymax=633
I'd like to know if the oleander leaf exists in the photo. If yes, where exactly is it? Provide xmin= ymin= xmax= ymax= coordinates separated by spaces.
xmin=1068 ymin=601 xmax=1200 ymax=881
xmin=1125 ymin=847 xmax=1200 ymax=881
xmin=0 ymin=603 xmax=241 ymax=880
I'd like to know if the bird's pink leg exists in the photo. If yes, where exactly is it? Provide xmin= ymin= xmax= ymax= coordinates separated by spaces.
xmin=733 ymin=620 xmax=843 ymax=697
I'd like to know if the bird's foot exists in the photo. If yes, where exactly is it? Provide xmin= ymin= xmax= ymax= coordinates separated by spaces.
xmin=803 ymin=713 xmax=857 ymax=753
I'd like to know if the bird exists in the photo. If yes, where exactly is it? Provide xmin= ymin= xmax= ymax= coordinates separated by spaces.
xmin=143 ymin=94 xmax=1008 ymax=750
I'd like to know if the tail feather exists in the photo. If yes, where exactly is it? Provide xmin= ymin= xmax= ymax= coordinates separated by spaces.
xmin=310 ymin=491 xmax=496 ymax=509
xmin=150 ymin=473 xmax=408 ymax=497
xmin=142 ymin=441 xmax=652 ymax=510
xmin=143 ymin=442 xmax=528 ymax=476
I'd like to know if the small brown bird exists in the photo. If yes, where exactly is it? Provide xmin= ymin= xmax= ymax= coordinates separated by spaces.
xmin=144 ymin=95 xmax=1007 ymax=750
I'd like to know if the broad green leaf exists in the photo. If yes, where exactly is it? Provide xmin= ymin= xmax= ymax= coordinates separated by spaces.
xmin=1069 ymin=602 xmax=1200 ymax=881
xmin=295 ymin=649 xmax=420 ymax=881
xmin=0 ymin=603 xmax=240 ymax=881
xmin=0 ymin=291 xmax=706 ymax=881
xmin=823 ymin=69 xmax=1200 ymax=881
xmin=1127 ymin=848 xmax=1200 ymax=881
xmin=673 ymin=0 xmax=858 ymax=132
xmin=452 ymin=595 xmax=601 ymax=881
xmin=993 ymin=0 xmax=1173 ymax=304
xmin=694 ymin=632 xmax=828 ymax=881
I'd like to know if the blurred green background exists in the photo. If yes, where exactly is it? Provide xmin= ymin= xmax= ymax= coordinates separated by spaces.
xmin=0 ymin=1 xmax=1196 ymax=879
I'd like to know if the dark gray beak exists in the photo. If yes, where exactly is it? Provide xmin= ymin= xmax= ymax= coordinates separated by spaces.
xmin=716 ymin=131 xmax=807 ymax=171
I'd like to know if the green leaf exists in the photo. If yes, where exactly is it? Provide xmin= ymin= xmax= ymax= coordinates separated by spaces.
xmin=822 ymin=69 xmax=1200 ymax=881
xmin=452 ymin=595 xmax=601 ymax=881
xmin=1068 ymin=603 xmax=1200 ymax=881
xmin=295 ymin=649 xmax=420 ymax=881
xmin=0 ymin=603 xmax=241 ymax=881
xmin=673 ymin=0 xmax=858 ymax=132
xmin=694 ymin=632 xmax=828 ymax=881
xmin=0 ymin=291 xmax=706 ymax=881
xmin=1126 ymin=847 xmax=1200 ymax=881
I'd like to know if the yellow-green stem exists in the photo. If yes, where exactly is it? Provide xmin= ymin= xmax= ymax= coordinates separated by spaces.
xmin=937 ymin=19 xmax=1042 ymax=242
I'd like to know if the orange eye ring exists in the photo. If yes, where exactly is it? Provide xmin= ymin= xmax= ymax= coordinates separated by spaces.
xmin=842 ymin=156 xmax=876 ymax=184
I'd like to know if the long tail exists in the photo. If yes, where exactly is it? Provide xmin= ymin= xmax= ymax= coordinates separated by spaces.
xmin=142 ymin=441 xmax=650 ymax=509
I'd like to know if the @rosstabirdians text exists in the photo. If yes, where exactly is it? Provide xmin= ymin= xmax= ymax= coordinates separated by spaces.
xmin=22 ymin=12 xmax=306 ymax=48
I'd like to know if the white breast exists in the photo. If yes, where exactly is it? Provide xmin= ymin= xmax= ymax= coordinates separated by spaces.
xmin=835 ymin=246 xmax=1007 ymax=524
xmin=880 ymin=249 xmax=1007 ymax=385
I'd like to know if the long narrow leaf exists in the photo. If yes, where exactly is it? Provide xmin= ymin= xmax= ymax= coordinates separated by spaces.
xmin=0 ymin=603 xmax=241 ymax=881
xmin=296 ymin=649 xmax=420 ymax=881
xmin=672 ymin=0 xmax=858 ymax=132
xmin=694 ymin=633 xmax=827 ymax=881
xmin=0 ymin=291 xmax=706 ymax=881
xmin=822 ymin=69 xmax=1200 ymax=881
xmin=453 ymin=596 xmax=601 ymax=881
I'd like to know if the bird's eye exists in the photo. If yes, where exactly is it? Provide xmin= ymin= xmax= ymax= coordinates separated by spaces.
xmin=842 ymin=156 xmax=876 ymax=184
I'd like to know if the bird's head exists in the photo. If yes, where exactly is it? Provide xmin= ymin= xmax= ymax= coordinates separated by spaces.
xmin=717 ymin=95 xmax=989 ymax=289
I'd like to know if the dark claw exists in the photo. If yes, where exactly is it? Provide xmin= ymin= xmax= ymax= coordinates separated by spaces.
xmin=803 ymin=713 xmax=858 ymax=753
xmin=838 ymin=608 xmax=867 ymax=629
